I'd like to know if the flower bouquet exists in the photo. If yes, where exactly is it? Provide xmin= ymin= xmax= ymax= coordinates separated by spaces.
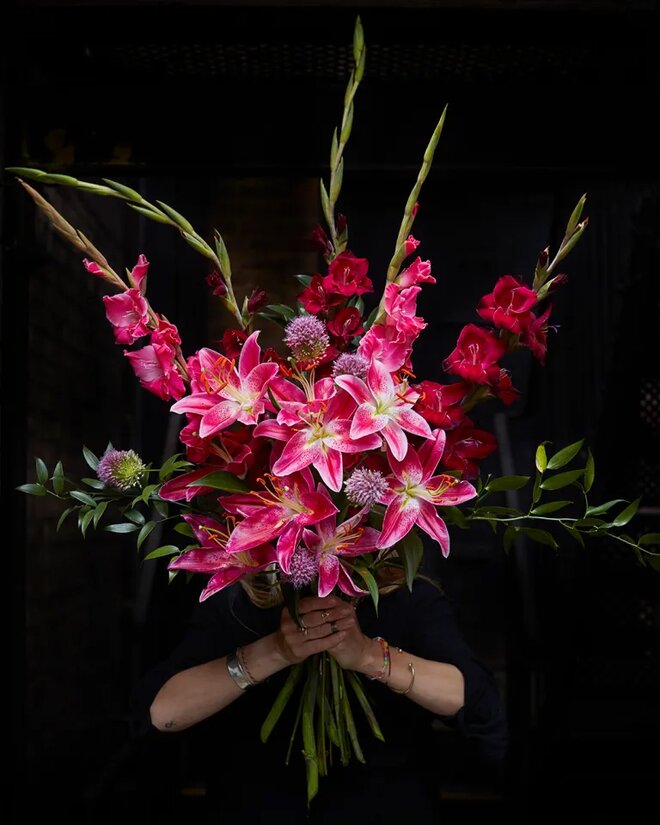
xmin=12 ymin=18 xmax=658 ymax=805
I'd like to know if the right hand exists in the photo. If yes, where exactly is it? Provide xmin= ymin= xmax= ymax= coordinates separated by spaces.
xmin=275 ymin=598 xmax=348 ymax=665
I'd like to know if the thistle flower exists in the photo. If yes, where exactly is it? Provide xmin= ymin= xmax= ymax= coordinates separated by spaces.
xmin=97 ymin=449 xmax=146 ymax=490
xmin=284 ymin=315 xmax=329 ymax=366
xmin=331 ymin=352 xmax=369 ymax=381
xmin=344 ymin=467 xmax=389 ymax=508
xmin=281 ymin=545 xmax=319 ymax=589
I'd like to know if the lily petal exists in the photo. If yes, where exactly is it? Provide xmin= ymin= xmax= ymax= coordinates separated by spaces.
xmin=395 ymin=406 xmax=433 ymax=439
xmin=272 ymin=430 xmax=323 ymax=477
xmin=318 ymin=553 xmax=340 ymax=597
xmin=276 ymin=523 xmax=302 ymax=573
xmin=225 ymin=506 xmax=289 ymax=553
xmin=367 ymin=359 xmax=395 ymax=399
xmin=418 ymin=429 xmax=447 ymax=481
xmin=350 ymin=403 xmax=387 ymax=440
xmin=335 ymin=374 xmax=371 ymax=405
xmin=314 ymin=448 xmax=343 ymax=492
xmin=416 ymin=500 xmax=450 ymax=557
xmin=238 ymin=330 xmax=262 ymax=378
xmin=378 ymin=496 xmax=420 ymax=548
xmin=199 ymin=400 xmax=240 ymax=438
xmin=382 ymin=420 xmax=410 ymax=462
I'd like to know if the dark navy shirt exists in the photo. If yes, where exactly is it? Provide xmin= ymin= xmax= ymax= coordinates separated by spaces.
xmin=133 ymin=578 xmax=507 ymax=823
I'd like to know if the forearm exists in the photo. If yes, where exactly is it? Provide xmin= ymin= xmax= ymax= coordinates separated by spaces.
xmin=358 ymin=639 xmax=465 ymax=718
xmin=149 ymin=632 xmax=288 ymax=732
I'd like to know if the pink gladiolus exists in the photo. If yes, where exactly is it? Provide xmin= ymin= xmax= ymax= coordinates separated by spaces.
xmin=169 ymin=513 xmax=276 ymax=601
xmin=442 ymin=418 xmax=497 ymax=479
xmin=222 ymin=471 xmax=338 ymax=572
xmin=519 ymin=304 xmax=553 ymax=364
xmin=477 ymin=275 xmax=537 ymax=334
xmin=404 ymin=235 xmax=420 ymax=257
xmin=128 ymin=254 xmax=149 ymax=294
xmin=83 ymin=259 xmax=106 ymax=278
xmin=125 ymin=341 xmax=186 ymax=401
xmin=383 ymin=283 xmax=427 ymax=337
xmin=443 ymin=324 xmax=507 ymax=385
xmin=358 ymin=322 xmax=412 ymax=373
xmin=170 ymin=331 xmax=279 ymax=438
xmin=335 ymin=360 xmax=432 ymax=461
xmin=397 ymin=257 xmax=435 ymax=288
xmin=151 ymin=317 xmax=181 ymax=348
xmin=302 ymin=486 xmax=381 ymax=597
xmin=378 ymin=429 xmax=477 ymax=553
xmin=325 ymin=251 xmax=373 ymax=297
xmin=103 ymin=288 xmax=150 ymax=344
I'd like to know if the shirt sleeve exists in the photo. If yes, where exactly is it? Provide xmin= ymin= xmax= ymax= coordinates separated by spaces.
xmin=409 ymin=578 xmax=509 ymax=766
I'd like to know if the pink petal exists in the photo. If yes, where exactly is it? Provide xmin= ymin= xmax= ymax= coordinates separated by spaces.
xmin=199 ymin=400 xmax=240 ymax=438
xmin=314 ymin=448 xmax=343 ymax=492
xmin=199 ymin=568 xmax=244 ymax=600
xmin=350 ymin=403 xmax=387 ymax=440
xmin=337 ymin=565 xmax=368 ymax=597
xmin=334 ymin=374 xmax=371 ymax=405
xmin=169 ymin=548 xmax=232 ymax=573
xmin=382 ymin=420 xmax=410 ymax=462
xmin=243 ymin=361 xmax=280 ymax=395
xmin=367 ymin=359 xmax=395 ymax=399
xmin=387 ymin=442 xmax=424 ymax=484
xmin=198 ymin=348 xmax=240 ymax=391
xmin=418 ymin=429 xmax=447 ymax=481
xmin=302 ymin=528 xmax=321 ymax=554
xmin=395 ymin=406 xmax=433 ymax=439
xmin=328 ymin=418 xmax=381 ymax=453
xmin=272 ymin=430 xmax=323 ymax=477
xmin=276 ymin=523 xmax=302 ymax=573
xmin=426 ymin=476 xmax=478 ymax=506
xmin=318 ymin=553 xmax=340 ymax=597
xmin=225 ymin=506 xmax=289 ymax=553
xmin=171 ymin=392 xmax=221 ymax=416
xmin=238 ymin=330 xmax=262 ymax=378
xmin=416 ymin=500 xmax=450 ymax=556
xmin=336 ymin=525 xmax=381 ymax=557
xmin=377 ymin=496 xmax=420 ymax=549
xmin=269 ymin=376 xmax=306 ymax=405
xmin=298 ymin=491 xmax=339 ymax=524
xmin=130 ymin=253 xmax=149 ymax=293
xmin=253 ymin=418 xmax=291 ymax=441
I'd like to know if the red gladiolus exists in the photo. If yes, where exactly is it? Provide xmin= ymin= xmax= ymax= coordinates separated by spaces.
xmin=444 ymin=324 xmax=507 ymax=385
xmin=441 ymin=418 xmax=497 ymax=479
xmin=413 ymin=380 xmax=470 ymax=429
xmin=221 ymin=329 xmax=248 ymax=359
xmin=520 ymin=304 xmax=553 ymax=364
xmin=325 ymin=252 xmax=373 ymax=297
xmin=327 ymin=307 xmax=364 ymax=347
xmin=493 ymin=370 xmax=520 ymax=405
xmin=310 ymin=225 xmax=333 ymax=257
xmin=206 ymin=271 xmax=227 ymax=297
xmin=247 ymin=288 xmax=268 ymax=314
xmin=477 ymin=275 xmax=537 ymax=334
xmin=298 ymin=275 xmax=343 ymax=315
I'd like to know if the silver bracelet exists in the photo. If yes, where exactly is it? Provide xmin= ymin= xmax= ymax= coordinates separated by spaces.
xmin=226 ymin=650 xmax=254 ymax=690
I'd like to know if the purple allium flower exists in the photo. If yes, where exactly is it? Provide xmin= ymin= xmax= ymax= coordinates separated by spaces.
xmin=281 ymin=545 xmax=319 ymax=589
xmin=97 ymin=449 xmax=146 ymax=490
xmin=331 ymin=352 xmax=369 ymax=381
xmin=344 ymin=467 xmax=389 ymax=508
xmin=283 ymin=315 xmax=330 ymax=366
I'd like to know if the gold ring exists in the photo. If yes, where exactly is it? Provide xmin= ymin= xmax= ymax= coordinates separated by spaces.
xmin=321 ymin=610 xmax=330 ymax=621
xmin=330 ymin=621 xmax=339 ymax=634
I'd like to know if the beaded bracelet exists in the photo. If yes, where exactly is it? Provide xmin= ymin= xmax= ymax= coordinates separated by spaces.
xmin=369 ymin=636 xmax=391 ymax=682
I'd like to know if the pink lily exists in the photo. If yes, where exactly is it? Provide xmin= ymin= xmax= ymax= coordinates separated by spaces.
xmin=170 ymin=331 xmax=279 ymax=438
xmin=169 ymin=513 xmax=277 ymax=601
xmin=221 ymin=471 xmax=338 ymax=572
xmin=267 ymin=387 xmax=381 ymax=492
xmin=378 ymin=429 xmax=478 ymax=554
xmin=302 ymin=486 xmax=381 ymax=597
xmin=335 ymin=360 xmax=432 ymax=461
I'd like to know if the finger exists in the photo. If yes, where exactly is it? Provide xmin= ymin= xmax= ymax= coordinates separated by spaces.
xmin=299 ymin=595 xmax=343 ymax=614
xmin=303 ymin=615 xmax=355 ymax=641
xmin=303 ymin=631 xmax=347 ymax=656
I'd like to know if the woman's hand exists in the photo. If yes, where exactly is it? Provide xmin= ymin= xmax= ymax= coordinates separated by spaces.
xmin=275 ymin=595 xmax=349 ymax=665
xmin=291 ymin=594 xmax=381 ymax=674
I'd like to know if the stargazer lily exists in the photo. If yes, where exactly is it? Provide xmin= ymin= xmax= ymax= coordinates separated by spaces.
xmin=221 ymin=470 xmax=338 ymax=573
xmin=378 ymin=429 xmax=477 ymax=553
xmin=335 ymin=359 xmax=432 ymax=461
xmin=302 ymin=485 xmax=381 ymax=597
xmin=170 ymin=330 xmax=279 ymax=438
xmin=168 ymin=513 xmax=277 ymax=601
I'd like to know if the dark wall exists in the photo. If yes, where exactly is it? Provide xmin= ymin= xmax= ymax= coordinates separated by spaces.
xmin=3 ymin=3 xmax=658 ymax=822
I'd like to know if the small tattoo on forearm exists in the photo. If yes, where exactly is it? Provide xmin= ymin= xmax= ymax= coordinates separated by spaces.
xmin=164 ymin=721 xmax=177 ymax=729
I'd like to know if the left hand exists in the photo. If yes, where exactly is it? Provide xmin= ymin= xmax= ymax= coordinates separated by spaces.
xmin=298 ymin=594 xmax=377 ymax=673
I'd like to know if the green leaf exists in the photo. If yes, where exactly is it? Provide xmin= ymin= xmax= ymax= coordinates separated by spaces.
xmin=562 ymin=524 xmax=585 ymax=547
xmin=535 ymin=444 xmax=548 ymax=474
xmin=585 ymin=499 xmax=625 ymax=517
xmin=264 ymin=303 xmax=296 ymax=322
xmin=612 ymin=498 xmax=641 ymax=527
xmin=532 ymin=471 xmax=542 ymax=505
xmin=293 ymin=273 xmax=313 ymax=287
xmin=123 ymin=508 xmax=145 ymax=526
xmin=57 ymin=507 xmax=74 ymax=531
xmin=188 ymin=471 xmax=249 ymax=493
xmin=547 ymin=439 xmax=584 ymax=470
xmin=540 ymin=469 xmax=584 ymax=491
xmin=584 ymin=449 xmax=595 ymax=492
xmin=101 ymin=178 xmax=142 ymax=202
xmin=82 ymin=477 xmax=106 ymax=490
xmin=93 ymin=500 xmax=108 ymax=528
xmin=503 ymin=525 xmax=520 ymax=554
xmin=52 ymin=461 xmax=65 ymax=495
xmin=354 ymin=567 xmax=379 ymax=615
xmin=35 ymin=457 xmax=48 ymax=485
xmin=486 ymin=475 xmax=530 ymax=492
xmin=261 ymin=664 xmax=304 ymax=743
xmin=137 ymin=520 xmax=156 ymax=551
xmin=174 ymin=522 xmax=195 ymax=538
xmin=398 ymin=530 xmax=424 ymax=592
xmin=522 ymin=527 xmax=558 ymax=550
xmin=530 ymin=500 xmax=572 ymax=515
xmin=441 ymin=505 xmax=469 ymax=529
xmin=646 ymin=553 xmax=660 ymax=572
xmin=566 ymin=193 xmax=587 ymax=238
xmin=144 ymin=544 xmax=180 ymax=560
xmin=17 ymin=483 xmax=46 ymax=496
xmin=155 ymin=200 xmax=195 ymax=234
xmin=82 ymin=446 xmax=100 ymax=471
xmin=139 ymin=483 xmax=160 ymax=503
xmin=105 ymin=522 xmax=139 ymax=534
xmin=153 ymin=499 xmax=169 ymax=519
xmin=639 ymin=533 xmax=660 ymax=547
xmin=574 ymin=517 xmax=607 ymax=528
xmin=80 ymin=509 xmax=95 ymax=537
xmin=127 ymin=203 xmax=172 ymax=225
xmin=473 ymin=505 xmax=522 ymax=517
xmin=363 ymin=306 xmax=379 ymax=332
xmin=70 ymin=490 xmax=97 ymax=507
xmin=158 ymin=453 xmax=190 ymax=482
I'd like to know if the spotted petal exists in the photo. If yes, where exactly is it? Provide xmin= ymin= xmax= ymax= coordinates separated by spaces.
xmin=377 ymin=496 xmax=421 ymax=548
xmin=416 ymin=500 xmax=450 ymax=557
